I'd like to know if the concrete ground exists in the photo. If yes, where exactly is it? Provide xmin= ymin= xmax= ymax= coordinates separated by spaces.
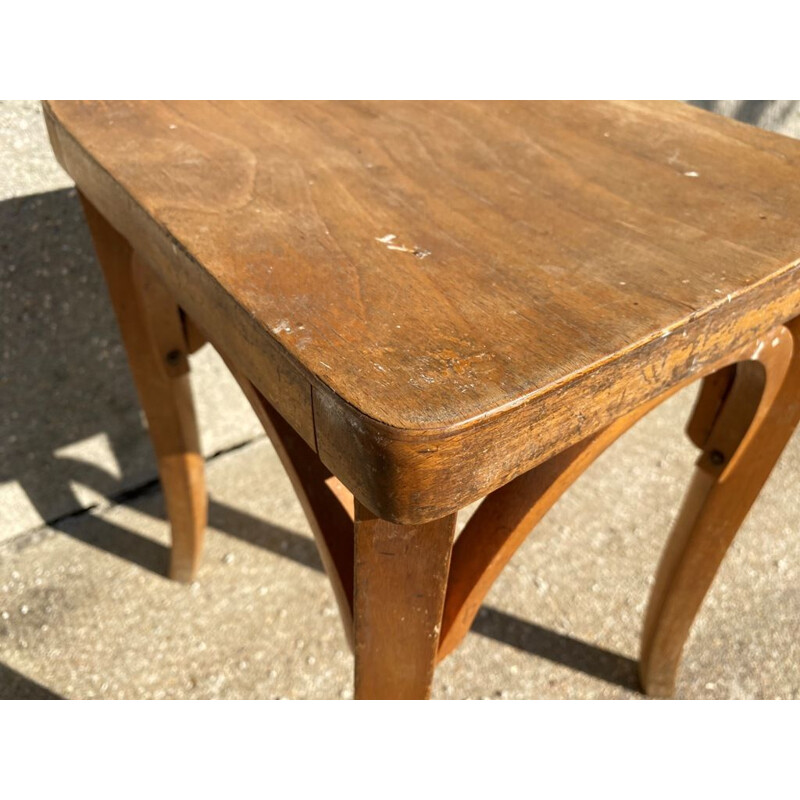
xmin=1 ymin=101 xmax=799 ymax=699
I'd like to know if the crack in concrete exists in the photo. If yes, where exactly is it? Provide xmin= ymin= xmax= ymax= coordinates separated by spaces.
xmin=0 ymin=434 xmax=267 ymax=552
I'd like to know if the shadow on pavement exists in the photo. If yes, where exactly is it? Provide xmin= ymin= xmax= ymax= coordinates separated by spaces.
xmin=1 ymin=187 xmax=158 ymax=529
xmin=1 ymin=187 xmax=641 ymax=698
xmin=471 ymin=607 xmax=640 ymax=692
xmin=0 ymin=663 xmax=62 ymax=700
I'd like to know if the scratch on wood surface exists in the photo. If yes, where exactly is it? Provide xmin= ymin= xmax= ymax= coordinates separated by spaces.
xmin=376 ymin=233 xmax=431 ymax=259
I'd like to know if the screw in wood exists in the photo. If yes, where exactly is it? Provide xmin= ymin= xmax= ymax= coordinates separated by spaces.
xmin=165 ymin=349 xmax=182 ymax=366
xmin=709 ymin=449 xmax=726 ymax=466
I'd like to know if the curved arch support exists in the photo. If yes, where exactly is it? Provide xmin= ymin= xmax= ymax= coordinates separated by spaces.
xmin=205 ymin=317 xmax=798 ymax=695
xmin=640 ymin=323 xmax=799 ymax=697
xmin=437 ymin=402 xmax=656 ymax=662
xmin=438 ymin=324 xmax=799 ymax=668
xmin=224 ymin=361 xmax=357 ymax=649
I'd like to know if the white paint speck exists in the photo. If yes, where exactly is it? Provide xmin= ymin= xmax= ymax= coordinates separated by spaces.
xmin=684 ymin=170 xmax=699 ymax=178
xmin=272 ymin=320 xmax=292 ymax=334
xmin=168 ymin=124 xmax=177 ymax=130
xmin=376 ymin=234 xmax=396 ymax=244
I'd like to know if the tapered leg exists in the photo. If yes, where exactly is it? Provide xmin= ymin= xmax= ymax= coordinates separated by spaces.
xmin=353 ymin=502 xmax=456 ymax=699
xmin=80 ymin=195 xmax=207 ymax=582
xmin=640 ymin=322 xmax=800 ymax=697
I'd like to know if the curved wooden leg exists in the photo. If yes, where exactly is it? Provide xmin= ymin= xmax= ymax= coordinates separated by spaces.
xmin=225 ymin=368 xmax=356 ymax=647
xmin=640 ymin=323 xmax=800 ymax=697
xmin=80 ymin=195 xmax=207 ymax=583
xmin=354 ymin=502 xmax=456 ymax=699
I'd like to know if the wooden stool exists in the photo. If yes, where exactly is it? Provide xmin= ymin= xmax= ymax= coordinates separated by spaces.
xmin=44 ymin=101 xmax=800 ymax=699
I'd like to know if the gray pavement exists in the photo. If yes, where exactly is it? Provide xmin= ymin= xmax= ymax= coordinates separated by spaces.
xmin=1 ymin=101 xmax=799 ymax=699
xmin=0 ymin=102 xmax=263 ymax=538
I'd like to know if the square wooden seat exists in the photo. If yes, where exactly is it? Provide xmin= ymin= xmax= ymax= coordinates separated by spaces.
xmin=44 ymin=101 xmax=800 ymax=699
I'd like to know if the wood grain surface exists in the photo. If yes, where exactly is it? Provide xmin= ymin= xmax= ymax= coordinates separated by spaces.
xmin=45 ymin=101 xmax=800 ymax=521
xmin=79 ymin=196 xmax=207 ymax=582
xmin=353 ymin=501 xmax=456 ymax=699
xmin=640 ymin=321 xmax=800 ymax=696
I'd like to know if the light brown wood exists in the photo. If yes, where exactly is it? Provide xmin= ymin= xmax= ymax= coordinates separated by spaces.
xmin=225 ymin=364 xmax=356 ymax=646
xmin=80 ymin=194 xmax=207 ymax=582
xmin=640 ymin=322 xmax=800 ymax=697
xmin=436 ymin=328 xmax=797 ymax=662
xmin=438 ymin=406 xmax=654 ymax=662
xmin=44 ymin=103 xmax=800 ymax=699
xmin=685 ymin=366 xmax=736 ymax=450
xmin=44 ymin=101 xmax=800 ymax=523
xmin=181 ymin=311 xmax=207 ymax=354
xmin=354 ymin=502 xmax=456 ymax=699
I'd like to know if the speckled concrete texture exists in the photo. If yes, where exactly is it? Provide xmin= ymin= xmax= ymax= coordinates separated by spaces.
xmin=1 ymin=101 xmax=263 ymax=540
xmin=1 ymin=101 xmax=799 ymax=699
xmin=1 ymin=387 xmax=799 ymax=699
xmin=0 ymin=101 xmax=72 ymax=202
